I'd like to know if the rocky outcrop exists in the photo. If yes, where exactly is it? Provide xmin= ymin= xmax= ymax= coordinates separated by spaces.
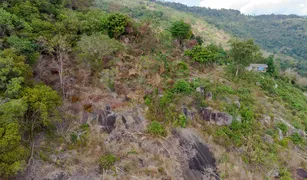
xmin=173 ymin=129 xmax=219 ymax=180
xmin=199 ymin=107 xmax=233 ymax=126
xmin=297 ymin=169 xmax=307 ymax=180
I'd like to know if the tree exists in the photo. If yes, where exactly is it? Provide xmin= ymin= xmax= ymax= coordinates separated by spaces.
xmin=64 ymin=0 xmax=94 ymax=10
xmin=169 ymin=20 xmax=192 ymax=46
xmin=39 ymin=35 xmax=71 ymax=96
xmin=106 ymin=13 xmax=129 ymax=38
xmin=0 ymin=123 xmax=29 ymax=178
xmin=228 ymin=39 xmax=261 ymax=76
xmin=0 ymin=99 xmax=28 ymax=125
xmin=76 ymin=33 xmax=122 ymax=72
xmin=22 ymin=84 xmax=61 ymax=138
xmin=266 ymin=55 xmax=278 ymax=76
xmin=0 ymin=49 xmax=30 ymax=98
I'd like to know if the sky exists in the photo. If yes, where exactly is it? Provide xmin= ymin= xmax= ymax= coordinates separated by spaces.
xmin=166 ymin=0 xmax=307 ymax=15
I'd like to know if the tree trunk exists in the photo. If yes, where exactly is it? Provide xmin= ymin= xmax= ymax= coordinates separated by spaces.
xmin=235 ymin=66 xmax=239 ymax=77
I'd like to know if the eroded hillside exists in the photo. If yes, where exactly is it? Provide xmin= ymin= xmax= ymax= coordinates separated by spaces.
xmin=0 ymin=0 xmax=307 ymax=180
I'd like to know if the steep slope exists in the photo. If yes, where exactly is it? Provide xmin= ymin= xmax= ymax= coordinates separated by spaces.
xmin=155 ymin=1 xmax=307 ymax=73
xmin=1 ymin=0 xmax=307 ymax=180
xmin=95 ymin=0 xmax=232 ymax=47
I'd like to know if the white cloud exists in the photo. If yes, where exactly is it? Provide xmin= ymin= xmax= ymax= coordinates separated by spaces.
xmin=199 ymin=0 xmax=307 ymax=15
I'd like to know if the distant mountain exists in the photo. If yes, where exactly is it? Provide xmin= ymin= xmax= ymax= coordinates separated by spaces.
xmin=154 ymin=1 xmax=307 ymax=62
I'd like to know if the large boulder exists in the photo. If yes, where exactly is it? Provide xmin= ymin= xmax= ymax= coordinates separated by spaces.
xmin=199 ymin=107 xmax=233 ymax=126
xmin=173 ymin=128 xmax=219 ymax=180
xmin=297 ymin=169 xmax=307 ymax=180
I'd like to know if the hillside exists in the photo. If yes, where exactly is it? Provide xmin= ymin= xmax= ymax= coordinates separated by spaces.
xmin=155 ymin=1 xmax=307 ymax=75
xmin=0 ymin=0 xmax=307 ymax=180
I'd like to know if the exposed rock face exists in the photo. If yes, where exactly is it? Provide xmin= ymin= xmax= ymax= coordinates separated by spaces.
xmin=297 ymin=169 xmax=307 ymax=179
xmin=278 ymin=128 xmax=284 ymax=140
xmin=196 ymin=87 xmax=205 ymax=96
xmin=263 ymin=134 xmax=274 ymax=144
xmin=173 ymin=128 xmax=219 ymax=180
xmin=206 ymin=92 xmax=213 ymax=101
xmin=21 ymin=105 xmax=219 ymax=180
xmin=43 ymin=171 xmax=69 ymax=180
xmin=261 ymin=115 xmax=271 ymax=127
xmin=234 ymin=101 xmax=241 ymax=109
xmin=199 ymin=107 xmax=233 ymax=126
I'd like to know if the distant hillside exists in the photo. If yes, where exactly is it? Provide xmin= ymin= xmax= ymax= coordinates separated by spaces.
xmin=154 ymin=1 xmax=307 ymax=62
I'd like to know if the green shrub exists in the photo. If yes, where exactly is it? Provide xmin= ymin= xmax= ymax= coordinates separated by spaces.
xmin=279 ymin=138 xmax=289 ymax=147
xmin=99 ymin=154 xmax=118 ymax=171
xmin=172 ymin=79 xmax=192 ymax=94
xmin=106 ymin=13 xmax=129 ymax=38
xmin=185 ymin=45 xmax=216 ymax=64
xmin=147 ymin=121 xmax=166 ymax=136
xmin=169 ymin=20 xmax=192 ymax=44
xmin=70 ymin=132 xmax=78 ymax=144
xmin=290 ymin=132 xmax=303 ymax=145
xmin=276 ymin=123 xmax=288 ymax=134
xmin=174 ymin=114 xmax=187 ymax=128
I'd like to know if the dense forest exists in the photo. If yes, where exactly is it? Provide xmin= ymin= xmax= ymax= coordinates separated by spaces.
xmin=1 ymin=0 xmax=307 ymax=179
xmin=154 ymin=0 xmax=307 ymax=74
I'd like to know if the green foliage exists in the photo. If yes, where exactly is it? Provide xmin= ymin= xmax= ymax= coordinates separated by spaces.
xmin=174 ymin=114 xmax=187 ymax=128
xmin=276 ymin=123 xmax=288 ymax=134
xmin=0 ymin=49 xmax=30 ymax=96
xmin=77 ymin=33 xmax=122 ymax=71
xmin=106 ymin=13 xmax=129 ymax=38
xmin=185 ymin=44 xmax=227 ymax=65
xmin=0 ymin=123 xmax=29 ymax=178
xmin=185 ymin=45 xmax=216 ymax=64
xmin=169 ymin=20 xmax=192 ymax=42
xmin=290 ymin=132 xmax=303 ymax=145
xmin=158 ymin=1 xmax=307 ymax=66
xmin=22 ymin=84 xmax=61 ymax=126
xmin=99 ymin=154 xmax=118 ymax=171
xmin=266 ymin=55 xmax=278 ymax=76
xmin=0 ymin=8 xmax=31 ymax=37
xmin=147 ymin=121 xmax=166 ymax=136
xmin=0 ymin=99 xmax=28 ymax=125
xmin=64 ymin=0 xmax=94 ymax=10
xmin=172 ymin=79 xmax=192 ymax=94
xmin=279 ymin=168 xmax=293 ymax=180
xmin=228 ymin=39 xmax=261 ymax=75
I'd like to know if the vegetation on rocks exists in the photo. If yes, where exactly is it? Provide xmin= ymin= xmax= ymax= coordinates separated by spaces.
xmin=0 ymin=0 xmax=306 ymax=179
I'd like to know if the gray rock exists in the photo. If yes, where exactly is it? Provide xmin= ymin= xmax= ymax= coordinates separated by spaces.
xmin=50 ymin=154 xmax=58 ymax=163
xmin=172 ymin=129 xmax=219 ymax=180
xmin=263 ymin=134 xmax=274 ymax=144
xmin=298 ymin=129 xmax=306 ymax=137
xmin=206 ymin=92 xmax=213 ymax=101
xmin=297 ymin=169 xmax=307 ymax=179
xmin=278 ymin=128 xmax=284 ymax=140
xmin=196 ymin=87 xmax=205 ymax=96
xmin=234 ymin=101 xmax=241 ymax=109
xmin=199 ymin=107 xmax=233 ymax=126
xmin=215 ymin=112 xmax=233 ymax=126
xmin=236 ymin=116 xmax=242 ymax=123
xmin=261 ymin=115 xmax=271 ymax=127
xmin=44 ymin=171 xmax=69 ymax=180
xmin=256 ymin=82 xmax=261 ymax=86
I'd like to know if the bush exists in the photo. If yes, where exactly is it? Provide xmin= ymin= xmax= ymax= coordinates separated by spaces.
xmin=99 ymin=154 xmax=118 ymax=171
xmin=276 ymin=123 xmax=288 ymax=134
xmin=76 ymin=33 xmax=122 ymax=72
xmin=174 ymin=114 xmax=187 ymax=128
xmin=106 ymin=13 xmax=129 ymax=38
xmin=147 ymin=121 xmax=166 ymax=136
xmin=185 ymin=45 xmax=216 ymax=64
xmin=169 ymin=20 xmax=192 ymax=44
xmin=290 ymin=132 xmax=303 ymax=145
xmin=172 ymin=79 xmax=192 ymax=94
